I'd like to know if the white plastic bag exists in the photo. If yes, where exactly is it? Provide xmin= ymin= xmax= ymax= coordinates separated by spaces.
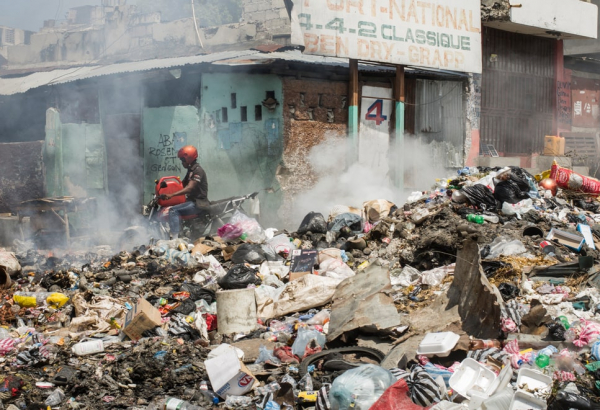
xmin=421 ymin=264 xmax=455 ymax=286
xmin=291 ymin=327 xmax=326 ymax=357
xmin=230 ymin=211 xmax=265 ymax=243
xmin=319 ymin=258 xmax=355 ymax=281
xmin=485 ymin=236 xmax=528 ymax=259
xmin=390 ymin=266 xmax=421 ymax=287
xmin=501 ymin=198 xmax=534 ymax=219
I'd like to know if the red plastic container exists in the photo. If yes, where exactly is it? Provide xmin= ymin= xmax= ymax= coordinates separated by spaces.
xmin=156 ymin=176 xmax=186 ymax=207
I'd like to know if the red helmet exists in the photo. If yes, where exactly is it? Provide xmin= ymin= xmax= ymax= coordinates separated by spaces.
xmin=177 ymin=145 xmax=198 ymax=163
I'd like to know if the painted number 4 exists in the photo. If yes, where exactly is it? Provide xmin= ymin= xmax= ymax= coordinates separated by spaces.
xmin=365 ymin=99 xmax=387 ymax=125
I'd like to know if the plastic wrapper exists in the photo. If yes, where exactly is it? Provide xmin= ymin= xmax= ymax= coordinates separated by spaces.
xmin=551 ymin=163 xmax=600 ymax=195
xmin=390 ymin=266 xmax=421 ymax=287
xmin=328 ymin=213 xmax=363 ymax=233
xmin=291 ymin=327 xmax=326 ymax=357
xmin=329 ymin=364 xmax=396 ymax=410
xmin=232 ymin=244 xmax=267 ymax=265
xmin=306 ymin=309 xmax=330 ymax=325
xmin=460 ymin=184 xmax=498 ymax=211
xmin=254 ymin=346 xmax=281 ymax=365
xmin=217 ymin=224 xmax=244 ymax=240
xmin=421 ymin=265 xmax=454 ymax=286
xmin=218 ymin=264 xmax=261 ymax=290
xmin=498 ymin=283 xmax=520 ymax=301
xmin=485 ymin=236 xmax=528 ymax=259
xmin=319 ymin=258 xmax=355 ymax=281
xmin=501 ymin=198 xmax=534 ymax=219
xmin=297 ymin=212 xmax=328 ymax=234
xmin=230 ymin=211 xmax=265 ymax=243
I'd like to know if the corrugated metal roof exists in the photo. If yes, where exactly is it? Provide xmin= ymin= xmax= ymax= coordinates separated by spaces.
xmin=0 ymin=50 xmax=259 ymax=96
xmin=0 ymin=48 xmax=466 ymax=96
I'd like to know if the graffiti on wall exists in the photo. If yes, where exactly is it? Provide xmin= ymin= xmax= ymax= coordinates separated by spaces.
xmin=147 ymin=132 xmax=187 ymax=172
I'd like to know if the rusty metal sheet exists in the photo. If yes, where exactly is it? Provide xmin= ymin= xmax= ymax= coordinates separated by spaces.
xmin=447 ymin=238 xmax=504 ymax=339
xmin=480 ymin=27 xmax=555 ymax=155
xmin=327 ymin=263 xmax=401 ymax=342
xmin=0 ymin=141 xmax=45 ymax=214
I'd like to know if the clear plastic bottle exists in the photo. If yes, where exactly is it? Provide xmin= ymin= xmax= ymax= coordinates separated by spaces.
xmin=199 ymin=381 xmax=219 ymax=405
xmin=481 ymin=214 xmax=499 ymax=224
xmin=13 ymin=292 xmax=69 ymax=308
xmin=163 ymin=397 xmax=204 ymax=410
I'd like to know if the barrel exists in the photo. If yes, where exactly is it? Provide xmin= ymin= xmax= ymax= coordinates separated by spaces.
xmin=216 ymin=288 xmax=257 ymax=335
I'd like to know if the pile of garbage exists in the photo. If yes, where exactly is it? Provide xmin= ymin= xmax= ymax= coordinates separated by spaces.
xmin=0 ymin=161 xmax=599 ymax=410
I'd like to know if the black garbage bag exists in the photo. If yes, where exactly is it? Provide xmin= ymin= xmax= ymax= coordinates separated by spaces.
xmin=494 ymin=180 xmax=530 ymax=205
xmin=218 ymin=264 xmax=261 ymax=290
xmin=180 ymin=283 xmax=215 ymax=304
xmin=547 ymin=321 xmax=566 ymax=341
xmin=461 ymin=184 xmax=498 ymax=211
xmin=172 ymin=298 xmax=196 ymax=315
xmin=297 ymin=212 xmax=328 ymax=234
xmin=498 ymin=282 xmax=520 ymax=301
xmin=508 ymin=166 xmax=535 ymax=192
xmin=231 ymin=243 xmax=267 ymax=264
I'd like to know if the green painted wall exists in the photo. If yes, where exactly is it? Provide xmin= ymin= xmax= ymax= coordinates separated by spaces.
xmin=44 ymin=108 xmax=107 ymax=198
xmin=142 ymin=106 xmax=201 ymax=205
xmin=199 ymin=73 xmax=283 ymax=227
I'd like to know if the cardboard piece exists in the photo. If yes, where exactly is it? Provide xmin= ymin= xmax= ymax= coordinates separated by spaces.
xmin=546 ymin=228 xmax=585 ymax=252
xmin=577 ymin=224 xmax=596 ymax=250
xmin=222 ymin=245 xmax=238 ymax=262
xmin=290 ymin=249 xmax=317 ymax=282
xmin=122 ymin=298 xmax=162 ymax=341
xmin=192 ymin=240 xmax=216 ymax=255
xmin=205 ymin=349 xmax=257 ymax=398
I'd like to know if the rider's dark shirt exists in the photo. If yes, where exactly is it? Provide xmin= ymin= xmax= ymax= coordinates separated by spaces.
xmin=183 ymin=162 xmax=208 ymax=204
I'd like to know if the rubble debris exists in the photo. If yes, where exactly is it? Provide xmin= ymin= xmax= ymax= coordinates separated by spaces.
xmin=0 ymin=164 xmax=599 ymax=409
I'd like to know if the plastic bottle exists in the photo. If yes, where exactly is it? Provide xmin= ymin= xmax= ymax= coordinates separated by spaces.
xmin=72 ymin=339 xmax=104 ymax=356
xmin=45 ymin=388 xmax=65 ymax=406
xmin=469 ymin=339 xmax=501 ymax=350
xmin=481 ymin=214 xmax=499 ymax=224
xmin=13 ymin=292 xmax=69 ymax=308
xmin=163 ymin=397 xmax=204 ymax=410
xmin=306 ymin=310 xmax=330 ymax=326
xmin=535 ymin=354 xmax=550 ymax=368
xmin=199 ymin=381 xmax=219 ymax=405
xmin=466 ymin=214 xmax=484 ymax=224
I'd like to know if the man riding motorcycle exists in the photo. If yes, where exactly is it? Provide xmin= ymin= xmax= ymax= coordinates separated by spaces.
xmin=162 ymin=145 xmax=210 ymax=239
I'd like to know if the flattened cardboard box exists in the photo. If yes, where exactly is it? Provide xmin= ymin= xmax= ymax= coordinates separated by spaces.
xmin=122 ymin=298 xmax=162 ymax=341
xmin=205 ymin=349 xmax=258 ymax=398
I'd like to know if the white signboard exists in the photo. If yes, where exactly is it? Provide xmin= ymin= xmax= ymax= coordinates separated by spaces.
xmin=291 ymin=0 xmax=482 ymax=74
xmin=359 ymin=86 xmax=392 ymax=173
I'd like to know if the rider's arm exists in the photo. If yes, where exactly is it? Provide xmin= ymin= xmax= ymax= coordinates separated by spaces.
xmin=164 ymin=180 xmax=197 ymax=200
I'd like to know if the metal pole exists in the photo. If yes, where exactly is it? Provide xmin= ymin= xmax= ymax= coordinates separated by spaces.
xmin=348 ymin=59 xmax=359 ymax=168
xmin=394 ymin=65 xmax=405 ymax=192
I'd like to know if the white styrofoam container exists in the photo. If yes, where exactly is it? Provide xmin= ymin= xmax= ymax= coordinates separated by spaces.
xmin=516 ymin=368 xmax=552 ymax=395
xmin=416 ymin=332 xmax=460 ymax=357
xmin=509 ymin=391 xmax=547 ymax=410
xmin=449 ymin=358 xmax=497 ymax=399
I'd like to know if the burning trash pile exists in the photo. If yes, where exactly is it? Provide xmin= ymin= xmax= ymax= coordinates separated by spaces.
xmin=0 ymin=161 xmax=600 ymax=410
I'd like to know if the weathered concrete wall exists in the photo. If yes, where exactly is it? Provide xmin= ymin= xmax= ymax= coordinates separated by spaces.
xmin=200 ymin=73 xmax=284 ymax=227
xmin=481 ymin=0 xmax=510 ymax=22
xmin=0 ymin=141 xmax=45 ymax=213
xmin=243 ymin=0 xmax=291 ymax=37
xmin=279 ymin=77 xmax=348 ymax=225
